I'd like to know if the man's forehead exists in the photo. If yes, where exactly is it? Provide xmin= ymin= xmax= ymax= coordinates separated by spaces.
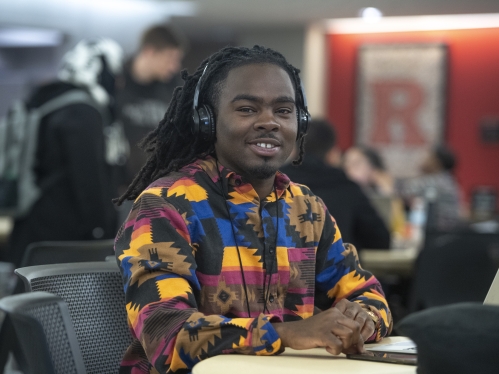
xmin=221 ymin=63 xmax=295 ymax=100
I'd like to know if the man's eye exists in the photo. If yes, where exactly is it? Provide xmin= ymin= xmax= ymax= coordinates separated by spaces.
xmin=277 ymin=108 xmax=292 ymax=114
xmin=238 ymin=107 xmax=255 ymax=113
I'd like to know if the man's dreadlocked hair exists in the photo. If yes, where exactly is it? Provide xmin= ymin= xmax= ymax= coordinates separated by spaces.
xmin=115 ymin=45 xmax=306 ymax=205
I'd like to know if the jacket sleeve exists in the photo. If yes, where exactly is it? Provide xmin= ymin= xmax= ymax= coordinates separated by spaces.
xmin=115 ymin=190 xmax=282 ymax=374
xmin=314 ymin=203 xmax=393 ymax=342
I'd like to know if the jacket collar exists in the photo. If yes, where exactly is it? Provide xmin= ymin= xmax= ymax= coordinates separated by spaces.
xmin=193 ymin=156 xmax=290 ymax=200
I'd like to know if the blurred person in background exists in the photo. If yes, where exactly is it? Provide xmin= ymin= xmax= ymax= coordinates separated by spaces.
xmin=5 ymin=38 xmax=125 ymax=267
xmin=343 ymin=146 xmax=394 ymax=197
xmin=343 ymin=146 xmax=406 ymax=240
xmin=115 ymin=24 xmax=186 ymax=189
xmin=397 ymin=144 xmax=464 ymax=231
xmin=282 ymin=119 xmax=391 ymax=250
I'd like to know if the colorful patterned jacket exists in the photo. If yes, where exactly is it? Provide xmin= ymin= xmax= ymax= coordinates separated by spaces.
xmin=115 ymin=156 xmax=393 ymax=374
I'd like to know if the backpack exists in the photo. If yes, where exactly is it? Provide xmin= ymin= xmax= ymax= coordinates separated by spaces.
xmin=0 ymin=89 xmax=128 ymax=218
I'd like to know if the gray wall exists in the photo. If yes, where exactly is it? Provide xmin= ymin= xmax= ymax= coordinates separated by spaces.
xmin=0 ymin=0 xmax=306 ymax=116
xmin=237 ymin=26 xmax=305 ymax=72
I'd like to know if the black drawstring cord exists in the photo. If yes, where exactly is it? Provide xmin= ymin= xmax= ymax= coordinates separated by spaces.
xmin=263 ymin=187 xmax=279 ymax=314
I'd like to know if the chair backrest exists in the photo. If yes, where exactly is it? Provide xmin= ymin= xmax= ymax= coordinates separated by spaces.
xmin=409 ymin=232 xmax=499 ymax=312
xmin=15 ymin=262 xmax=132 ymax=374
xmin=20 ymin=240 xmax=115 ymax=267
xmin=0 ymin=291 xmax=86 ymax=374
xmin=484 ymin=269 xmax=499 ymax=306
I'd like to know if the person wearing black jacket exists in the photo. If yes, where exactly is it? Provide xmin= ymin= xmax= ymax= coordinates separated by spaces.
xmin=115 ymin=25 xmax=185 ymax=187
xmin=5 ymin=39 xmax=125 ymax=267
xmin=281 ymin=119 xmax=390 ymax=250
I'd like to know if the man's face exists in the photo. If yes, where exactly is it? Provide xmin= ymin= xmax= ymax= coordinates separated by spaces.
xmin=148 ymin=47 xmax=183 ymax=82
xmin=214 ymin=63 xmax=298 ymax=181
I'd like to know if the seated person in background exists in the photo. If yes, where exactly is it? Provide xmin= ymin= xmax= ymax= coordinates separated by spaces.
xmin=343 ymin=146 xmax=406 ymax=239
xmin=114 ymin=46 xmax=392 ymax=374
xmin=397 ymin=144 xmax=463 ymax=231
xmin=282 ymin=120 xmax=391 ymax=250
xmin=343 ymin=146 xmax=394 ymax=196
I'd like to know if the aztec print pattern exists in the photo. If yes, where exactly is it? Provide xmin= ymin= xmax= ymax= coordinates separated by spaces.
xmin=115 ymin=156 xmax=393 ymax=374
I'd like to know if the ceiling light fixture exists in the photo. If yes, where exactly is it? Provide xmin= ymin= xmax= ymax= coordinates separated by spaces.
xmin=0 ymin=28 xmax=64 ymax=47
xmin=359 ymin=7 xmax=383 ymax=23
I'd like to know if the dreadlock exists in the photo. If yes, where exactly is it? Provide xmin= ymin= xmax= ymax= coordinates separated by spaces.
xmin=115 ymin=45 xmax=307 ymax=205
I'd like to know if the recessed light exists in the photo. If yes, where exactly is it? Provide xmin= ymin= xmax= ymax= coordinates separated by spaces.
xmin=359 ymin=7 xmax=383 ymax=23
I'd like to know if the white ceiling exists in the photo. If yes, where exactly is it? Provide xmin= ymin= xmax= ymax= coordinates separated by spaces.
xmin=171 ymin=0 xmax=499 ymax=28
xmin=2 ymin=0 xmax=499 ymax=48
xmin=162 ymin=0 xmax=499 ymax=44
xmin=1 ymin=0 xmax=499 ymax=59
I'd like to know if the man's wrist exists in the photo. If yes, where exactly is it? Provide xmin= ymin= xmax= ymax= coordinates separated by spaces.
xmin=272 ymin=322 xmax=290 ymax=348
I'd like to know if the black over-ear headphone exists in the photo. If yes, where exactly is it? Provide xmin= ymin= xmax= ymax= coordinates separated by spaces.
xmin=192 ymin=64 xmax=311 ymax=142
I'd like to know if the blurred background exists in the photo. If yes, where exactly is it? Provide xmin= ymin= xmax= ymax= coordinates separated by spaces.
xmin=1 ymin=0 xmax=499 ymax=332
xmin=1 ymin=0 xmax=498 ymax=209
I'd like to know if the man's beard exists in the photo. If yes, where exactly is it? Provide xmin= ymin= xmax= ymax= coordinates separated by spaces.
xmin=247 ymin=159 xmax=277 ymax=180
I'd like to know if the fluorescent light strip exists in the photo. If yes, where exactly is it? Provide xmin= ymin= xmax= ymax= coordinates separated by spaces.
xmin=0 ymin=28 xmax=63 ymax=47
xmin=71 ymin=0 xmax=197 ymax=17
xmin=327 ymin=13 xmax=499 ymax=34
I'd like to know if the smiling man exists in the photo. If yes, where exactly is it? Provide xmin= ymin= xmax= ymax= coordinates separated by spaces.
xmin=114 ymin=45 xmax=392 ymax=374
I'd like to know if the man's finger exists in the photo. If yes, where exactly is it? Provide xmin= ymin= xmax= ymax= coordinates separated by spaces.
xmin=343 ymin=303 xmax=360 ymax=320
xmin=360 ymin=318 xmax=375 ymax=341
xmin=354 ymin=313 xmax=370 ymax=339
xmin=354 ymin=313 xmax=367 ymax=327
xmin=342 ymin=336 xmax=366 ymax=355
xmin=356 ymin=334 xmax=365 ymax=352
xmin=324 ymin=334 xmax=344 ymax=355
xmin=334 ymin=319 xmax=362 ymax=350
xmin=334 ymin=299 xmax=348 ymax=313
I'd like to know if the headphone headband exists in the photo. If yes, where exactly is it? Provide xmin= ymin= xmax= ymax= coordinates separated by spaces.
xmin=192 ymin=64 xmax=208 ymax=112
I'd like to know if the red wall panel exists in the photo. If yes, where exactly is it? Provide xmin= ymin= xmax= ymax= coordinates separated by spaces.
xmin=327 ymin=28 xmax=499 ymax=205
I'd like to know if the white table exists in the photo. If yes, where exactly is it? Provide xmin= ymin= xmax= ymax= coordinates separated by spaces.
xmin=360 ymin=247 xmax=418 ymax=277
xmin=193 ymin=337 xmax=416 ymax=374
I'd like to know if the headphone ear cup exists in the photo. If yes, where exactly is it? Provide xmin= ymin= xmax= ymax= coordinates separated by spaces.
xmin=296 ymin=108 xmax=310 ymax=140
xmin=197 ymin=104 xmax=216 ymax=142
xmin=192 ymin=109 xmax=201 ymax=136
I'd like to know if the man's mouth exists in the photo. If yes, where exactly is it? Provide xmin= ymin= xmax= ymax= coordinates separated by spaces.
xmin=248 ymin=138 xmax=281 ymax=157
xmin=256 ymin=142 xmax=277 ymax=149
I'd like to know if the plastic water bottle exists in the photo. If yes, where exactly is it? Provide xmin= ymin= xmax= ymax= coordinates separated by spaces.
xmin=409 ymin=197 xmax=427 ymax=248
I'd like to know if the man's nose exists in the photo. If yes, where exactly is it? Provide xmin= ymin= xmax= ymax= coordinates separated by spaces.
xmin=254 ymin=109 xmax=279 ymax=132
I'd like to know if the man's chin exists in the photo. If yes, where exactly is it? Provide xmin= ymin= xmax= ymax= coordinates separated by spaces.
xmin=247 ymin=163 xmax=278 ymax=180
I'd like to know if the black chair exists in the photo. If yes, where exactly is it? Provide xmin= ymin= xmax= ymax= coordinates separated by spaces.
xmin=398 ymin=302 xmax=499 ymax=374
xmin=20 ymin=239 xmax=115 ymax=267
xmin=0 ymin=291 xmax=86 ymax=374
xmin=409 ymin=232 xmax=499 ymax=312
xmin=15 ymin=262 xmax=132 ymax=374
